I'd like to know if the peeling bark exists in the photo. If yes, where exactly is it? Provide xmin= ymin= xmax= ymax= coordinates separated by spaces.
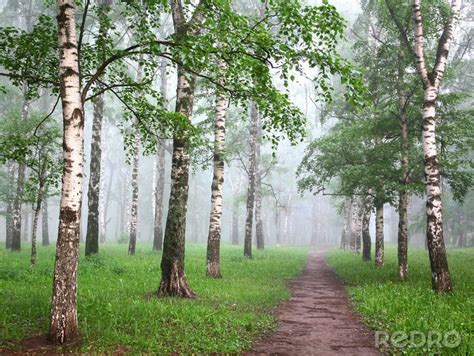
xmin=49 ymin=0 xmax=84 ymax=343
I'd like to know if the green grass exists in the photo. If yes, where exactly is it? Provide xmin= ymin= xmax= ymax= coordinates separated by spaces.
xmin=327 ymin=246 xmax=474 ymax=354
xmin=0 ymin=243 xmax=308 ymax=353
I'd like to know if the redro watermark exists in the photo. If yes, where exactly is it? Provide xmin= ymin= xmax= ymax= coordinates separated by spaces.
xmin=375 ymin=330 xmax=461 ymax=350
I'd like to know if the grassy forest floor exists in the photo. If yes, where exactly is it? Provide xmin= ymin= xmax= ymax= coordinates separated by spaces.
xmin=0 ymin=243 xmax=308 ymax=353
xmin=327 ymin=246 xmax=474 ymax=354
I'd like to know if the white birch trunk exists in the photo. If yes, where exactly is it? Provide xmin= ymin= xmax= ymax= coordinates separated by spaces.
xmin=206 ymin=60 xmax=228 ymax=277
xmin=49 ymin=0 xmax=84 ymax=343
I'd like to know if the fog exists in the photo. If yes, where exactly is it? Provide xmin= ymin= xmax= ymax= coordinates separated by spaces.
xmin=0 ymin=0 xmax=471 ymax=251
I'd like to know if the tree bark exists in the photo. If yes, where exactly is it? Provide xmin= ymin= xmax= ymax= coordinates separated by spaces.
xmin=411 ymin=0 xmax=459 ymax=293
xmin=42 ymin=197 xmax=50 ymax=246
xmin=31 ymin=184 xmax=44 ymax=267
xmin=49 ymin=0 xmax=84 ymax=343
xmin=85 ymin=94 xmax=104 ymax=256
xmin=375 ymin=201 xmax=384 ymax=267
xmin=361 ymin=193 xmax=372 ymax=261
xmin=206 ymin=60 xmax=227 ymax=278
xmin=243 ymin=103 xmax=259 ymax=258
xmin=398 ymin=82 xmax=409 ymax=280
xmin=11 ymin=163 xmax=26 ymax=252
xmin=128 ymin=131 xmax=140 ymax=255
xmin=157 ymin=63 xmax=196 ymax=297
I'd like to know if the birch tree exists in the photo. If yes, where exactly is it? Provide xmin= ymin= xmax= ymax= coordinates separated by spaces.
xmin=243 ymin=103 xmax=258 ymax=258
xmin=49 ymin=0 xmax=84 ymax=343
xmin=206 ymin=60 xmax=228 ymax=278
xmin=408 ymin=0 xmax=461 ymax=292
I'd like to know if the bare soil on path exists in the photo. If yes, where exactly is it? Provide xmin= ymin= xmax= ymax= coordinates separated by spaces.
xmin=248 ymin=250 xmax=380 ymax=355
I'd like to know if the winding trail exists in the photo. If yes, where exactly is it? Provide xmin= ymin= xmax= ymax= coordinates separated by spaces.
xmin=249 ymin=250 xmax=380 ymax=355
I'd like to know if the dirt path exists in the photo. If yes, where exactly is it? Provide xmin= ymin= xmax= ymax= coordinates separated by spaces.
xmin=249 ymin=250 xmax=380 ymax=355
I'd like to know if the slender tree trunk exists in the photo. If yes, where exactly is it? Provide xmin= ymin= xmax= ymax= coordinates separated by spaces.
xmin=206 ymin=60 xmax=227 ymax=278
xmin=157 ymin=63 xmax=196 ymax=298
xmin=11 ymin=163 xmax=25 ymax=251
xmin=6 ymin=163 xmax=15 ymax=249
xmin=349 ymin=198 xmax=359 ymax=252
xmin=254 ymin=114 xmax=264 ymax=250
xmin=85 ymin=95 xmax=104 ymax=256
xmin=42 ymin=197 xmax=50 ymax=246
xmin=375 ymin=201 xmax=384 ymax=267
xmin=411 ymin=0 xmax=458 ymax=293
xmin=355 ymin=198 xmax=363 ymax=253
xmin=128 ymin=132 xmax=140 ymax=255
xmin=255 ymin=176 xmax=264 ymax=249
xmin=361 ymin=193 xmax=372 ymax=261
xmin=31 ymin=185 xmax=44 ymax=267
xmin=206 ymin=132 xmax=228 ymax=261
xmin=397 ymin=74 xmax=410 ymax=280
xmin=243 ymin=103 xmax=258 ymax=258
xmin=49 ymin=0 xmax=84 ymax=343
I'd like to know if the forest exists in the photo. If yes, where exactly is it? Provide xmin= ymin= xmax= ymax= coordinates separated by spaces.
xmin=0 ymin=0 xmax=473 ymax=354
